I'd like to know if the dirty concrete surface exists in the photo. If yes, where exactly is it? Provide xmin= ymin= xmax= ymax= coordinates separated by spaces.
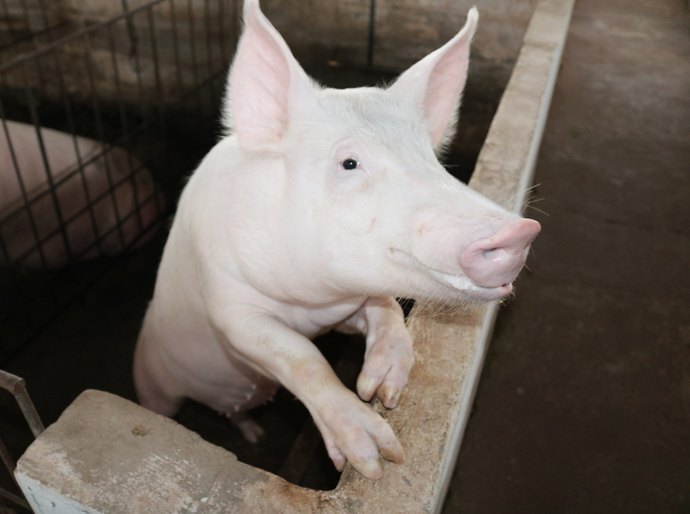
xmin=442 ymin=0 xmax=690 ymax=512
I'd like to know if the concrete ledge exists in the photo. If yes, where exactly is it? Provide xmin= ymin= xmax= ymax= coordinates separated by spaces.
xmin=430 ymin=0 xmax=574 ymax=507
xmin=15 ymin=390 xmax=320 ymax=513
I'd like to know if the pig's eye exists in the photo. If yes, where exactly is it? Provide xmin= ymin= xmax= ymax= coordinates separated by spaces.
xmin=341 ymin=158 xmax=359 ymax=171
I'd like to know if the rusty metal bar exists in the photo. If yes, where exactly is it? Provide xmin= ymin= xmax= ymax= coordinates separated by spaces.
xmin=0 ymin=485 xmax=30 ymax=510
xmin=0 ymin=369 xmax=42 ymax=510
xmin=0 ymin=370 xmax=45 ymax=438
xmin=0 ymin=434 xmax=16 ymax=480
xmin=0 ymin=435 xmax=31 ymax=510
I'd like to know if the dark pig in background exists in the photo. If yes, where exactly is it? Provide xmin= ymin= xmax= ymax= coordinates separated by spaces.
xmin=0 ymin=120 xmax=165 ymax=267
xmin=135 ymin=0 xmax=540 ymax=480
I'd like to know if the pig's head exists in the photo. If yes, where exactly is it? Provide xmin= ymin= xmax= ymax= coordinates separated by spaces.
xmin=223 ymin=0 xmax=540 ymax=303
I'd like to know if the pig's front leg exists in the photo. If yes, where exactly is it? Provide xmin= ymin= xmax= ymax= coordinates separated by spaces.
xmin=207 ymin=306 xmax=404 ymax=479
xmin=338 ymin=297 xmax=415 ymax=409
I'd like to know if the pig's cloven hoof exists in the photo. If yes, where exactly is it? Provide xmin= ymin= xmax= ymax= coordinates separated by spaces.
xmin=230 ymin=412 xmax=265 ymax=444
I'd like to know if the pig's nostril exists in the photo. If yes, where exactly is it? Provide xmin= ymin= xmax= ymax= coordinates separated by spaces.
xmin=482 ymin=248 xmax=506 ymax=262
xmin=460 ymin=218 xmax=540 ymax=289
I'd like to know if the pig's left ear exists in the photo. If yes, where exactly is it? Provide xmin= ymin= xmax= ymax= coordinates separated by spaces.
xmin=388 ymin=8 xmax=478 ymax=154
xmin=222 ymin=0 xmax=317 ymax=151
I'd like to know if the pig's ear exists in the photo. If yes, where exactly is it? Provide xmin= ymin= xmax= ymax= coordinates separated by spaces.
xmin=222 ymin=0 xmax=316 ymax=150
xmin=388 ymin=8 xmax=478 ymax=154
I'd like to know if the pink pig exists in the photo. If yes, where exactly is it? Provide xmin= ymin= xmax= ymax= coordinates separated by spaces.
xmin=134 ymin=0 xmax=539 ymax=480
xmin=0 ymin=120 xmax=164 ymax=267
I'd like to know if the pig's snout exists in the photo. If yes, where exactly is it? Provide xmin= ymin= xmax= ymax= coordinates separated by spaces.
xmin=460 ymin=219 xmax=541 ymax=288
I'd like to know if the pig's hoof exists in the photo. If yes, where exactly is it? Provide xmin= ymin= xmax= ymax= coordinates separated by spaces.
xmin=319 ymin=392 xmax=404 ymax=480
xmin=357 ymin=332 xmax=414 ymax=409
xmin=229 ymin=412 xmax=265 ymax=443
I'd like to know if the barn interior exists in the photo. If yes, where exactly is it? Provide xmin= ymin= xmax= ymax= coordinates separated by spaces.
xmin=1 ymin=0 xmax=688 ymax=512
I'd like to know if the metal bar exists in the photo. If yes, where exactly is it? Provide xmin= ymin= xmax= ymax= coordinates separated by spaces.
xmin=145 ymin=5 xmax=166 ymax=215
xmin=213 ymin=0 xmax=226 ymax=103
xmin=23 ymin=60 xmax=76 ymax=264
xmin=0 ymin=370 xmax=44 ymax=438
xmin=121 ymin=0 xmax=140 ymax=72
xmin=187 ymin=0 xmax=201 ymax=111
xmin=25 ymin=190 xmax=161 ymax=265
xmin=0 ymin=0 xmax=169 ymax=74
xmin=0 ymin=220 xmax=10 ymax=263
xmin=119 ymin=1 xmax=146 ymax=233
xmin=367 ymin=0 xmax=377 ymax=68
xmin=54 ymin=37 xmax=104 ymax=259
xmin=106 ymin=23 xmax=133 ymax=252
xmin=36 ymin=0 xmax=50 ymax=31
xmin=0 ymin=434 xmax=16 ymax=479
xmin=204 ymin=0 xmax=215 ymax=101
xmin=19 ymin=0 xmax=49 ymax=88
xmin=0 ymin=0 xmax=17 ymax=49
xmin=233 ymin=0 xmax=240 ymax=52
xmin=147 ymin=6 xmax=164 ymax=108
xmin=0 ymin=370 xmax=41 ymax=509
xmin=17 ymin=0 xmax=30 ymax=38
xmin=8 ymin=166 xmax=149 ymax=265
xmin=0 ymin=133 xmax=145 ymax=223
xmin=0 ymin=90 xmax=50 ymax=268
xmin=0 ymin=484 xmax=31 ymax=510
xmin=167 ymin=65 xmax=227 ymax=106
xmin=217 ymin=0 xmax=226 ymax=65
xmin=168 ymin=0 xmax=184 ymax=94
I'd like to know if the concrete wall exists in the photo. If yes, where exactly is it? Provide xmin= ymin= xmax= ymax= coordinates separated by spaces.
xmin=1 ymin=0 xmax=536 ymax=107
xmin=0 ymin=0 xmax=236 ymax=113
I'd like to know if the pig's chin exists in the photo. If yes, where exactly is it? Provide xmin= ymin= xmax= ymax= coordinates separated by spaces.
xmin=426 ymin=268 xmax=513 ymax=301
xmin=389 ymin=248 xmax=513 ymax=301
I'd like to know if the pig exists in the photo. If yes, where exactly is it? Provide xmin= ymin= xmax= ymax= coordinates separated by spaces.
xmin=0 ymin=120 xmax=165 ymax=267
xmin=134 ymin=0 xmax=540 ymax=480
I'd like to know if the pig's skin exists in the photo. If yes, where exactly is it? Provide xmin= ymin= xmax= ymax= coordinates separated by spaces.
xmin=135 ymin=0 xmax=540 ymax=480
xmin=0 ymin=120 xmax=164 ymax=267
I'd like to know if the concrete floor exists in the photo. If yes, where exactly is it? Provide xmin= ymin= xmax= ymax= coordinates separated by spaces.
xmin=443 ymin=1 xmax=690 ymax=512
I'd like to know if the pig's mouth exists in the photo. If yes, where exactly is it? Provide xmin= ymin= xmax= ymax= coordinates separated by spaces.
xmin=426 ymin=267 xmax=513 ymax=300
xmin=389 ymin=248 xmax=513 ymax=301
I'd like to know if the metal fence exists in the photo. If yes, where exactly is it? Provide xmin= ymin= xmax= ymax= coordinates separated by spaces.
xmin=0 ymin=0 xmax=241 ymax=361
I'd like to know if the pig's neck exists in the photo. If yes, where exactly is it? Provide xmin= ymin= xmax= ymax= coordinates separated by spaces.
xmin=180 ymin=138 xmax=371 ymax=329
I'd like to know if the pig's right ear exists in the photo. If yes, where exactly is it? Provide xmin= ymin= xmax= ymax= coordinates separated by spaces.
xmin=388 ymin=8 xmax=478 ymax=154
xmin=222 ymin=0 xmax=317 ymax=151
